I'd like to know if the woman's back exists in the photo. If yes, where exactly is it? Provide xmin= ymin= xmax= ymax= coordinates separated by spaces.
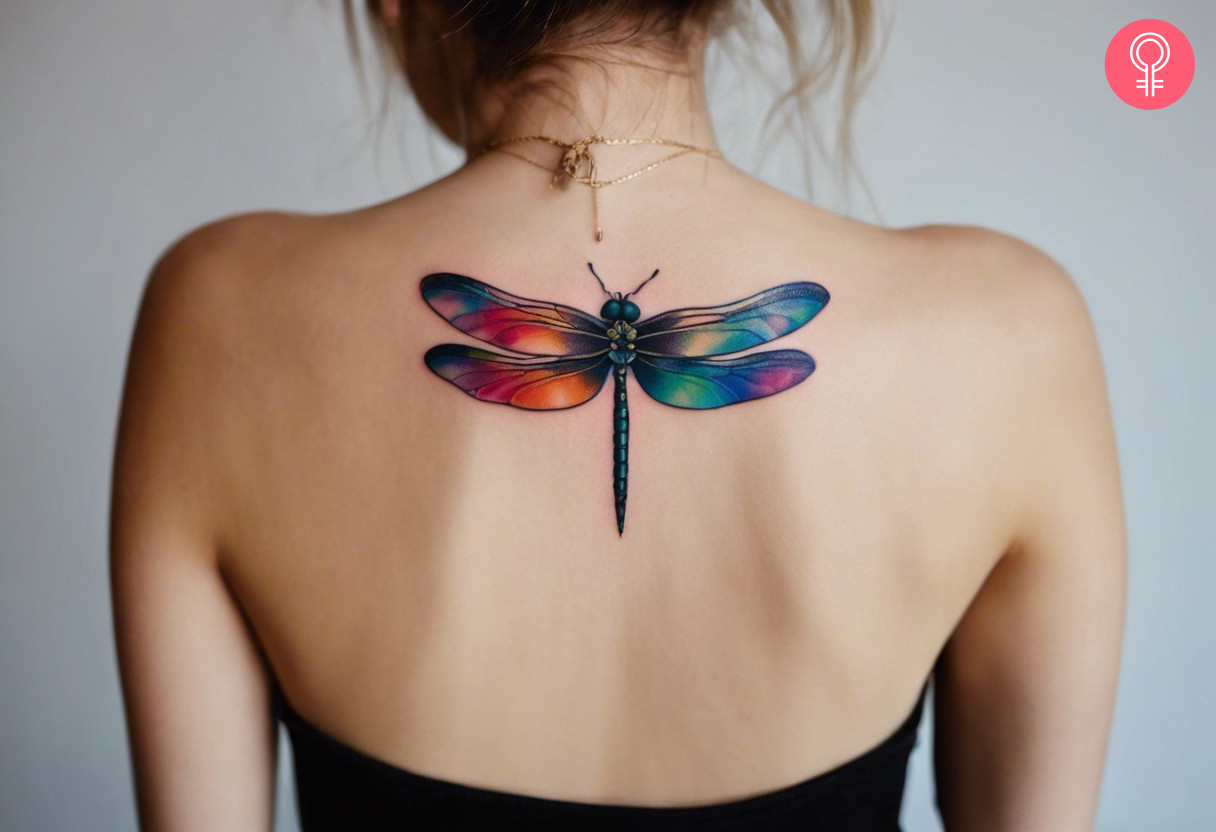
xmin=188 ymin=155 xmax=1042 ymax=804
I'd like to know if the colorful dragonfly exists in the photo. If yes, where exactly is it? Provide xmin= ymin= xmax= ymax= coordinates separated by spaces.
xmin=420 ymin=265 xmax=830 ymax=535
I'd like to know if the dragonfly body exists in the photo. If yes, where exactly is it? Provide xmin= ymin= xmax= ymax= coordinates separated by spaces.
xmin=603 ymin=298 xmax=640 ymax=532
xmin=611 ymin=364 xmax=629 ymax=533
xmin=421 ymin=267 xmax=829 ymax=536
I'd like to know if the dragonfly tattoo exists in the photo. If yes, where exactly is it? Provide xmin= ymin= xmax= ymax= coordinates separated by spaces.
xmin=420 ymin=264 xmax=830 ymax=535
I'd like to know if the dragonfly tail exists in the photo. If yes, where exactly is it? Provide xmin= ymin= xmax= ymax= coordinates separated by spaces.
xmin=612 ymin=365 xmax=629 ymax=537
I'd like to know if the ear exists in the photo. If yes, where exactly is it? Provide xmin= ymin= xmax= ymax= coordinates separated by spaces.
xmin=378 ymin=0 xmax=401 ymax=28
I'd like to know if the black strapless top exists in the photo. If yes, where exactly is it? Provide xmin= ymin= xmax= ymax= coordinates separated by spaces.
xmin=272 ymin=679 xmax=929 ymax=831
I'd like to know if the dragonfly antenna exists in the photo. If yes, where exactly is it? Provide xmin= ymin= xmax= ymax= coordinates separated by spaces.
xmin=586 ymin=262 xmax=612 ymax=297
xmin=627 ymin=268 xmax=660 ymax=298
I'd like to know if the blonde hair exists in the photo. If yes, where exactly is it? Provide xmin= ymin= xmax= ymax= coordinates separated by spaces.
xmin=340 ymin=0 xmax=880 ymax=201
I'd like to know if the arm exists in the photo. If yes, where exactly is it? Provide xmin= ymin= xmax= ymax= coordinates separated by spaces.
xmin=932 ymin=241 xmax=1128 ymax=830
xmin=110 ymin=222 xmax=277 ymax=831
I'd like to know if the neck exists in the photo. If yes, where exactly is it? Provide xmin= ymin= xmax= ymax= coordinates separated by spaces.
xmin=461 ymin=42 xmax=719 ymax=162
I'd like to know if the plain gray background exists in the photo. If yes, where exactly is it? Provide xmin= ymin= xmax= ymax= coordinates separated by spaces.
xmin=1 ymin=1 xmax=1212 ymax=829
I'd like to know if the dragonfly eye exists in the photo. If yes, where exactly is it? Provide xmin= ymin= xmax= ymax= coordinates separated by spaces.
xmin=601 ymin=299 xmax=622 ymax=320
xmin=621 ymin=300 xmax=640 ymax=323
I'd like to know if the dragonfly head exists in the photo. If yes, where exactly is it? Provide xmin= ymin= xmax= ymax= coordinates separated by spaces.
xmin=589 ymin=263 xmax=653 ymax=324
xmin=600 ymin=295 xmax=640 ymax=323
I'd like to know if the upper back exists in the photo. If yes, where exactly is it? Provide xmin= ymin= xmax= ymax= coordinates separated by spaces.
xmin=177 ymin=156 xmax=1059 ymax=804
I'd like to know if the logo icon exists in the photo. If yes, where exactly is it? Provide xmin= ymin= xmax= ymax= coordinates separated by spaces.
xmin=1106 ymin=20 xmax=1194 ymax=109
xmin=1130 ymin=32 xmax=1169 ymax=97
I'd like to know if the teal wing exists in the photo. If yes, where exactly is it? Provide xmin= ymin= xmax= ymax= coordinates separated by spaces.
xmin=633 ymin=282 xmax=828 ymax=357
xmin=629 ymin=350 xmax=815 ymax=409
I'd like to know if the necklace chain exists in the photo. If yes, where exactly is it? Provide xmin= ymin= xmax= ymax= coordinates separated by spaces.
xmin=475 ymin=133 xmax=723 ymax=242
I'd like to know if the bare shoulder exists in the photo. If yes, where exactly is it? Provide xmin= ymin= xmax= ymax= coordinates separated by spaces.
xmin=146 ymin=209 xmax=340 ymax=300
xmin=133 ymin=201 xmax=423 ymax=403
xmin=892 ymin=222 xmax=1093 ymax=334
xmin=135 ymin=208 xmax=381 ymax=360
xmin=895 ymin=220 xmax=1109 ymax=439
xmin=127 ymin=212 xmax=309 ymax=407
xmin=138 ymin=212 xmax=293 ymax=334
xmin=118 ymin=211 xmax=345 ymax=549
xmin=838 ymin=221 xmax=1117 ymax=555
xmin=870 ymin=222 xmax=1104 ymax=392
xmin=130 ymin=210 xmax=319 ymax=378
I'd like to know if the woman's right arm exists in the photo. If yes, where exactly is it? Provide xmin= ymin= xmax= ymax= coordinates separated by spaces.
xmin=932 ymin=237 xmax=1128 ymax=831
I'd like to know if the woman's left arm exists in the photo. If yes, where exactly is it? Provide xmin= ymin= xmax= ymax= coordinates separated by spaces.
xmin=110 ymin=223 xmax=277 ymax=832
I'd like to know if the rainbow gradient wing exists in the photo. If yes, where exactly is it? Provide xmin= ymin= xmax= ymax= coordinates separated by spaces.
xmin=424 ymin=345 xmax=611 ymax=410
xmin=421 ymin=272 xmax=609 ymax=356
xmin=633 ymin=281 xmax=828 ymax=357
xmin=630 ymin=350 xmax=815 ymax=409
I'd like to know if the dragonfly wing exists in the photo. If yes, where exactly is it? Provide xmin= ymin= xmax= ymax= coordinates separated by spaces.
xmin=421 ymin=272 xmax=609 ymax=356
xmin=424 ymin=344 xmax=611 ymax=410
xmin=633 ymin=281 xmax=828 ymax=356
xmin=630 ymin=350 xmax=815 ymax=409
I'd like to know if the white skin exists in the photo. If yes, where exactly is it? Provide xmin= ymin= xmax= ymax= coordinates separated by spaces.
xmin=111 ymin=2 xmax=1126 ymax=830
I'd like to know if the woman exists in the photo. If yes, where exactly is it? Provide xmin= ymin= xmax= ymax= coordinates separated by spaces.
xmin=110 ymin=1 xmax=1126 ymax=829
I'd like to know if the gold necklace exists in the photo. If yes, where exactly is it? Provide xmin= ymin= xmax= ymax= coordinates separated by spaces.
xmin=475 ymin=133 xmax=723 ymax=242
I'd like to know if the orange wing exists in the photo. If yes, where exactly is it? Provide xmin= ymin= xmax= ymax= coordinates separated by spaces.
xmin=423 ymin=345 xmax=612 ymax=410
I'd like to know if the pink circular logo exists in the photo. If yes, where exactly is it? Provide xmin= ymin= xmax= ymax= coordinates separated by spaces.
xmin=1106 ymin=19 xmax=1195 ymax=109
